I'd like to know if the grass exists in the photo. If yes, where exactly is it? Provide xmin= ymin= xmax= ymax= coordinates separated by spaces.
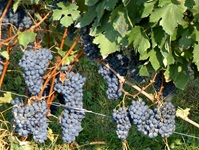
xmin=1 ymin=54 xmax=199 ymax=150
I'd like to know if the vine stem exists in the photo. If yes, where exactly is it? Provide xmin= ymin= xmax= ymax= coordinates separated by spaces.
xmin=0 ymin=26 xmax=12 ymax=89
xmin=99 ymin=60 xmax=155 ymax=103
xmin=46 ymin=28 xmax=68 ymax=108
xmin=29 ymin=12 xmax=51 ymax=31
xmin=38 ymin=36 xmax=80 ymax=98
xmin=98 ymin=59 xmax=199 ymax=129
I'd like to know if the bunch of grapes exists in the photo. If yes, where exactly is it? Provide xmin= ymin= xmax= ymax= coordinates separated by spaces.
xmin=128 ymin=100 xmax=156 ymax=138
xmin=98 ymin=51 xmax=129 ymax=100
xmin=154 ymin=71 xmax=176 ymax=97
xmin=106 ymin=51 xmax=129 ymax=76
xmin=154 ymin=102 xmax=176 ymax=138
xmin=80 ymin=26 xmax=100 ymax=60
xmin=19 ymin=48 xmax=53 ymax=95
xmin=129 ymin=50 xmax=147 ymax=83
xmin=0 ymin=0 xmax=32 ymax=30
xmin=128 ymin=100 xmax=176 ymax=138
xmin=98 ymin=65 xmax=122 ymax=100
xmin=11 ymin=97 xmax=49 ymax=143
xmin=54 ymin=71 xmax=86 ymax=143
xmin=112 ymin=107 xmax=131 ymax=141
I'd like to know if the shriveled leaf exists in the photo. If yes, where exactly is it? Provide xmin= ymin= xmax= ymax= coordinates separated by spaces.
xmin=0 ymin=92 xmax=13 ymax=106
xmin=176 ymin=107 xmax=190 ymax=118
xmin=18 ymin=31 xmax=36 ymax=49
xmin=13 ymin=0 xmax=21 ymax=12
xmin=0 ymin=51 xmax=9 ymax=59
xmin=47 ymin=128 xmax=55 ymax=142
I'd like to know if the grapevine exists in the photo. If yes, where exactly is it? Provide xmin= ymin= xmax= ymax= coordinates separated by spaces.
xmin=0 ymin=0 xmax=199 ymax=149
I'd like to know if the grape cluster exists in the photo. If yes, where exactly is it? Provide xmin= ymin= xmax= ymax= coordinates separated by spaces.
xmin=98 ymin=65 xmax=122 ymax=100
xmin=0 ymin=1 xmax=32 ymax=30
xmin=19 ymin=48 xmax=53 ymax=95
xmin=128 ymin=100 xmax=156 ymax=138
xmin=54 ymin=71 xmax=86 ymax=143
xmin=80 ymin=26 xmax=100 ymax=60
xmin=154 ymin=71 xmax=176 ymax=97
xmin=112 ymin=107 xmax=131 ymax=141
xmin=98 ymin=52 xmax=129 ymax=100
xmin=106 ymin=51 xmax=129 ymax=76
xmin=11 ymin=97 xmax=49 ymax=143
xmin=154 ymin=102 xmax=176 ymax=138
xmin=129 ymin=50 xmax=147 ymax=83
xmin=128 ymin=100 xmax=176 ymax=138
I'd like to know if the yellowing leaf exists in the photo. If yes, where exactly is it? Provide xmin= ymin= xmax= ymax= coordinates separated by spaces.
xmin=176 ymin=107 xmax=190 ymax=118
xmin=0 ymin=92 xmax=13 ymax=106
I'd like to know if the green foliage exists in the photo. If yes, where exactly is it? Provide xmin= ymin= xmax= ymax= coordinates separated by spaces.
xmin=53 ymin=2 xmax=80 ymax=27
xmin=18 ymin=31 xmax=36 ymax=49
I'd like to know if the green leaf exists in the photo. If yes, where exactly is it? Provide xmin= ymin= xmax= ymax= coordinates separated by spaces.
xmin=93 ymin=33 xmax=120 ymax=58
xmin=165 ymin=64 xmax=189 ymax=89
xmin=128 ymin=26 xmax=150 ymax=55
xmin=76 ymin=6 xmax=96 ymax=28
xmin=150 ymin=2 xmax=187 ymax=35
xmin=52 ymin=2 xmax=80 ymax=27
xmin=0 ymin=92 xmax=13 ymax=106
xmin=85 ymin=0 xmax=99 ymax=6
xmin=60 ymin=15 xmax=73 ymax=27
xmin=178 ymin=29 xmax=195 ymax=50
xmin=0 ymin=51 xmax=9 ymax=59
xmin=96 ymin=1 xmax=106 ymax=22
xmin=21 ymin=0 xmax=40 ymax=4
xmin=192 ymin=29 xmax=199 ymax=71
xmin=18 ymin=31 xmax=36 ymax=49
xmin=111 ymin=5 xmax=130 ymax=38
xmin=104 ymin=0 xmax=118 ymax=10
xmin=148 ymin=49 xmax=163 ymax=71
xmin=141 ymin=0 xmax=156 ymax=18
xmin=13 ymin=0 xmax=21 ymax=12
xmin=191 ymin=0 xmax=199 ymax=21
xmin=176 ymin=107 xmax=190 ymax=118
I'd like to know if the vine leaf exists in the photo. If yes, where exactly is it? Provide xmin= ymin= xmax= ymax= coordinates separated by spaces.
xmin=76 ymin=6 xmax=96 ymax=28
xmin=0 ymin=92 xmax=13 ymax=106
xmin=104 ymin=0 xmax=118 ymax=10
xmin=85 ymin=0 xmax=99 ymax=6
xmin=128 ymin=26 xmax=150 ymax=55
xmin=13 ymin=0 xmax=21 ymax=12
xmin=93 ymin=33 xmax=119 ymax=58
xmin=176 ymin=107 xmax=190 ymax=118
xmin=150 ymin=2 xmax=187 ymax=35
xmin=193 ymin=29 xmax=199 ymax=71
xmin=18 ymin=31 xmax=36 ymax=49
xmin=111 ymin=5 xmax=130 ymax=38
xmin=148 ymin=49 xmax=163 ymax=71
xmin=52 ymin=2 xmax=80 ymax=27
xmin=165 ymin=64 xmax=189 ymax=90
